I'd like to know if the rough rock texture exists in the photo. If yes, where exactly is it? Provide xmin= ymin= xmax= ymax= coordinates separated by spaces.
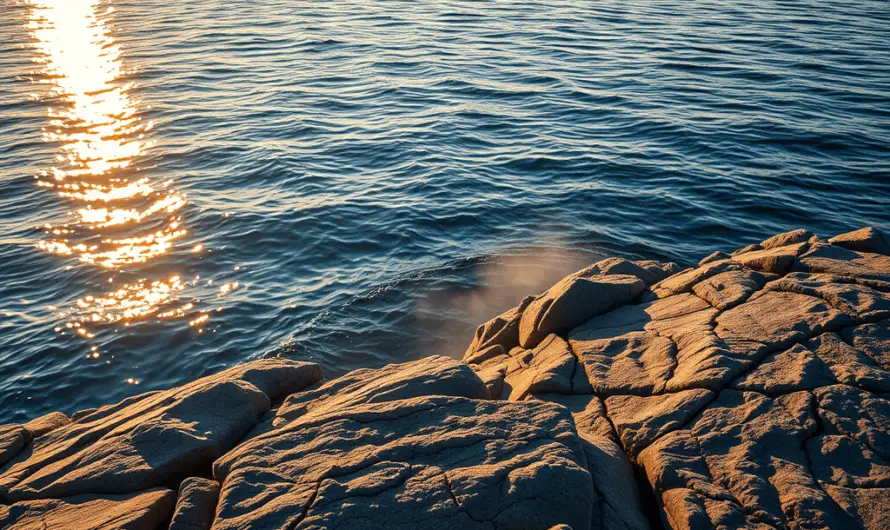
xmin=169 ymin=478 xmax=220 ymax=530
xmin=464 ymin=226 xmax=890 ymax=530
xmin=0 ymin=487 xmax=175 ymax=529
xmin=274 ymin=355 xmax=489 ymax=427
xmin=0 ymin=359 xmax=322 ymax=502
xmin=5 ymin=226 xmax=890 ymax=530
xmin=213 ymin=396 xmax=595 ymax=529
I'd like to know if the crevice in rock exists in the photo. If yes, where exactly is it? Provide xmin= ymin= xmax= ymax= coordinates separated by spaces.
xmin=287 ymin=480 xmax=321 ymax=530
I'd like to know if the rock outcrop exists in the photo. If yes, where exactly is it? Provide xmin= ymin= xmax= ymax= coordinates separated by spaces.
xmin=464 ymin=226 xmax=890 ymax=530
xmin=0 ymin=226 xmax=887 ymax=529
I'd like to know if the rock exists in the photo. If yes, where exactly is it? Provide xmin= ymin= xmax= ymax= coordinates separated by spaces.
xmin=731 ymin=241 xmax=808 ymax=274
xmin=571 ymin=330 xmax=675 ymax=397
xmin=698 ymin=251 xmax=731 ymax=267
xmin=793 ymin=243 xmax=890 ymax=283
xmin=648 ymin=260 xmax=740 ymax=299
xmin=830 ymin=227 xmax=890 ymax=256
xmin=500 ymin=334 xmax=577 ymax=400
xmin=842 ymin=319 xmax=890 ymax=370
xmin=519 ymin=274 xmax=646 ymax=349
xmin=273 ymin=356 xmax=489 ymax=427
xmin=0 ymin=426 xmax=28 ymax=468
xmin=575 ymin=258 xmax=677 ymax=287
xmin=732 ymin=343 xmax=837 ymax=395
xmin=169 ymin=477 xmax=220 ymax=530
xmin=759 ymin=228 xmax=813 ymax=249
xmin=533 ymin=394 xmax=616 ymax=440
xmin=463 ymin=296 xmax=535 ymax=361
xmin=24 ymin=412 xmax=70 ymax=438
xmin=578 ymin=432 xmax=651 ymax=530
xmin=767 ymin=273 xmax=890 ymax=323
xmin=213 ymin=396 xmax=595 ymax=530
xmin=806 ymin=333 xmax=890 ymax=393
xmin=0 ymin=359 xmax=322 ymax=502
xmin=692 ymin=269 xmax=770 ymax=310
xmin=715 ymin=290 xmax=855 ymax=357
xmin=605 ymin=389 xmax=714 ymax=458
xmin=0 ymin=487 xmax=175 ymax=530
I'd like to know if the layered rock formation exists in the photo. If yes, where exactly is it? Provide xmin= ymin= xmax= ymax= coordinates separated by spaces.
xmin=0 ymin=226 xmax=887 ymax=529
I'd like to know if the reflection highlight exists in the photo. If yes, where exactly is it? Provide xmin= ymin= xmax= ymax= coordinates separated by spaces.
xmin=25 ymin=0 xmax=202 ymax=333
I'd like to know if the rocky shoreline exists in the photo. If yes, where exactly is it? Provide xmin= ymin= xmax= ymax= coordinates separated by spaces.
xmin=2 ymin=226 xmax=889 ymax=529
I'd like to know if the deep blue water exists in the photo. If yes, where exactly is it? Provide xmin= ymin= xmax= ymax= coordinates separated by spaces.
xmin=0 ymin=0 xmax=889 ymax=423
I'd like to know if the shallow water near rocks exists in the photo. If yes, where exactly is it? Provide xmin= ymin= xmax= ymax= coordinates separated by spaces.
xmin=0 ymin=0 xmax=888 ymax=423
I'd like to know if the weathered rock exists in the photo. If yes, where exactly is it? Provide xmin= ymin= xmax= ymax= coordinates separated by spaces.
xmin=843 ymin=319 xmax=890 ymax=371
xmin=24 ymin=412 xmax=70 ymax=438
xmin=605 ymin=389 xmax=714 ymax=458
xmin=648 ymin=260 xmax=740 ymax=300
xmin=519 ymin=274 xmax=646 ymax=349
xmin=830 ymin=227 xmax=890 ymax=256
xmin=732 ymin=241 xmax=808 ymax=274
xmin=732 ymin=343 xmax=837 ymax=395
xmin=692 ymin=269 xmax=770 ymax=310
xmin=760 ymin=228 xmax=814 ymax=250
xmin=575 ymin=258 xmax=678 ymax=287
xmin=534 ymin=393 xmax=616 ymax=440
xmin=463 ymin=295 xmax=535 ymax=360
xmin=578 ymin=432 xmax=651 ymax=530
xmin=698 ymin=251 xmax=731 ymax=267
xmin=0 ymin=487 xmax=175 ymax=530
xmin=0 ymin=425 xmax=28 ymax=468
xmin=0 ymin=359 xmax=322 ymax=502
xmin=767 ymin=273 xmax=890 ymax=323
xmin=213 ymin=396 xmax=595 ymax=530
xmin=793 ymin=243 xmax=890 ymax=283
xmin=169 ymin=477 xmax=220 ymax=530
xmin=273 ymin=356 xmax=489 ymax=427
xmin=499 ymin=334 xmax=578 ymax=400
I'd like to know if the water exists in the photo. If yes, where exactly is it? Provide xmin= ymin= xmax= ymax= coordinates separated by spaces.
xmin=1 ymin=0 xmax=889 ymax=424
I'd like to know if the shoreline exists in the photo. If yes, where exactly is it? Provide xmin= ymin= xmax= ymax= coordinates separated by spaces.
xmin=1 ymin=226 xmax=889 ymax=529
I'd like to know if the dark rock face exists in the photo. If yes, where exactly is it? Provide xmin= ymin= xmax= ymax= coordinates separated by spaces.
xmin=1 ymin=226 xmax=888 ymax=529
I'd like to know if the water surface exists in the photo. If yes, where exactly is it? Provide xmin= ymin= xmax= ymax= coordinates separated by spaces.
xmin=1 ymin=0 xmax=889 ymax=422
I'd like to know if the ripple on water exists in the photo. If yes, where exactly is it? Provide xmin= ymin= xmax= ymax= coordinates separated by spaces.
xmin=0 ymin=0 xmax=888 ymax=423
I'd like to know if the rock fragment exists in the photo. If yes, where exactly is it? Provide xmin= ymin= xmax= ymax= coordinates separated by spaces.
xmin=169 ymin=477 xmax=220 ymax=530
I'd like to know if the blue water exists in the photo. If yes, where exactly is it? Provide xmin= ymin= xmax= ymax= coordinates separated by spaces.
xmin=1 ymin=0 xmax=889 ymax=423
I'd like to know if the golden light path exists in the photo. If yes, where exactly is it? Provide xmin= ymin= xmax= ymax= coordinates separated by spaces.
xmin=24 ymin=0 xmax=234 ymax=353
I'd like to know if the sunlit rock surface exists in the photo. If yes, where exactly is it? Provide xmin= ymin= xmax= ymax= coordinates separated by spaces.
xmin=0 ymin=226 xmax=887 ymax=529
xmin=465 ymin=226 xmax=890 ymax=530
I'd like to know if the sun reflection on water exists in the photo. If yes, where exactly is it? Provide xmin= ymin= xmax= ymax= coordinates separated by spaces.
xmin=25 ymin=0 xmax=210 ymax=338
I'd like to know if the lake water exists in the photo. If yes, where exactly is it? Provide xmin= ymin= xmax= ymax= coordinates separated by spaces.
xmin=1 ymin=0 xmax=888 ymax=423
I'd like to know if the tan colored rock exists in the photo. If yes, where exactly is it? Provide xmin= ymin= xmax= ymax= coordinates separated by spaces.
xmin=0 ymin=425 xmax=28 ymax=468
xmin=572 ymin=331 xmax=675 ymax=396
xmin=500 ymin=334 xmax=577 ymax=400
xmin=534 ymin=393 xmax=615 ymax=440
xmin=273 ymin=356 xmax=488 ymax=427
xmin=213 ymin=396 xmax=595 ymax=530
xmin=830 ymin=227 xmax=890 ymax=256
xmin=463 ymin=295 xmax=535 ymax=361
xmin=767 ymin=272 xmax=890 ymax=323
xmin=692 ymin=269 xmax=770 ymax=310
xmin=698 ymin=251 xmax=731 ymax=267
xmin=842 ymin=319 xmax=890 ymax=370
xmin=648 ymin=260 xmax=740 ymax=299
xmin=732 ymin=241 xmax=808 ymax=274
xmin=0 ymin=359 xmax=322 ymax=502
xmin=715 ymin=290 xmax=855 ymax=356
xmin=760 ymin=228 xmax=814 ymax=249
xmin=578 ymin=432 xmax=651 ymax=530
xmin=519 ymin=274 xmax=645 ymax=349
xmin=605 ymin=389 xmax=714 ymax=458
xmin=793 ymin=243 xmax=890 ymax=283
xmin=0 ymin=487 xmax=175 ymax=530
xmin=24 ymin=412 xmax=70 ymax=438
xmin=169 ymin=477 xmax=220 ymax=530
xmin=732 ymin=343 xmax=836 ymax=394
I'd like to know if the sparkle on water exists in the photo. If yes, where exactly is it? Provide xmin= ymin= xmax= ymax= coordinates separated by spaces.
xmin=24 ymin=1 xmax=234 ymax=357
